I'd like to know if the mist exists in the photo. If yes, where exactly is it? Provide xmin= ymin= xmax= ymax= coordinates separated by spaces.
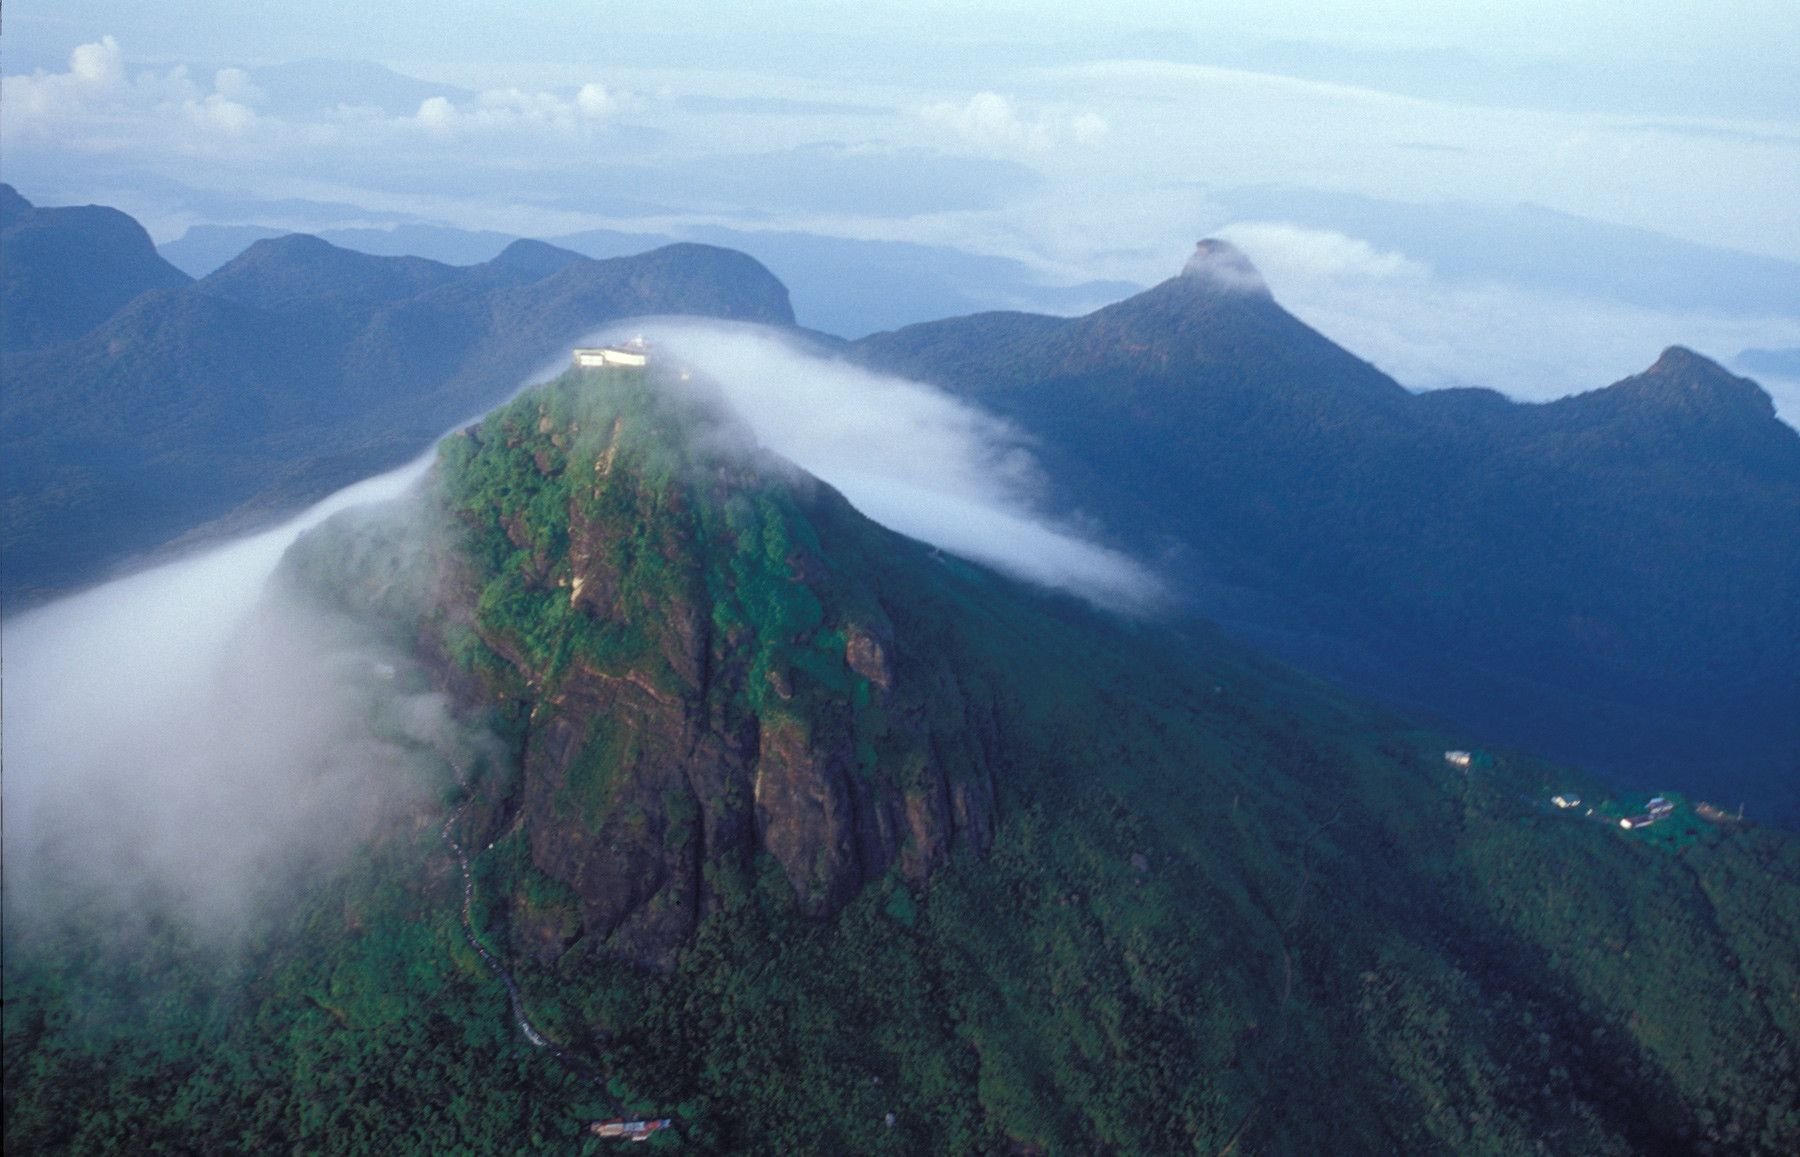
xmin=582 ymin=319 xmax=1166 ymax=611
xmin=1218 ymin=221 xmax=1800 ymax=425
xmin=4 ymin=327 xmax=1162 ymax=943
xmin=1 ymin=454 xmax=456 ymax=942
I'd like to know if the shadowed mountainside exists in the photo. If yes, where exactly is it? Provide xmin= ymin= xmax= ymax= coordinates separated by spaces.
xmin=1 ymin=205 xmax=794 ymax=607
xmin=0 ymin=184 xmax=193 ymax=355
xmin=850 ymin=242 xmax=1800 ymax=824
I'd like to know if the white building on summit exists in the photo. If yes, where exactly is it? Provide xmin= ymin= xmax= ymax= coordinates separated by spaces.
xmin=573 ymin=341 xmax=648 ymax=368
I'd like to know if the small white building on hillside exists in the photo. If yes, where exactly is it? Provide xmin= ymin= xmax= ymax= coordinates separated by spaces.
xmin=573 ymin=343 xmax=648 ymax=368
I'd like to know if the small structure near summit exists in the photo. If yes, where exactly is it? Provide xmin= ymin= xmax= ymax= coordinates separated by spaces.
xmin=1552 ymin=794 xmax=1581 ymax=809
xmin=590 ymin=1117 xmax=672 ymax=1143
xmin=1696 ymin=801 xmax=1745 ymax=825
xmin=1444 ymin=750 xmax=1473 ymax=769
xmin=1620 ymin=801 xmax=1673 ymax=831
xmin=573 ymin=339 xmax=649 ymax=368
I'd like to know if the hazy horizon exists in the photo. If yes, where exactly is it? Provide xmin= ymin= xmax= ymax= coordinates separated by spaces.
xmin=4 ymin=2 xmax=1795 ymax=417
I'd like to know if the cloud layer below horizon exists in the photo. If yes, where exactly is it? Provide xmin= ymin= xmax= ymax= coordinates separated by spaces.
xmin=1216 ymin=222 xmax=1800 ymax=424
xmin=6 ymin=31 xmax=1793 ymax=425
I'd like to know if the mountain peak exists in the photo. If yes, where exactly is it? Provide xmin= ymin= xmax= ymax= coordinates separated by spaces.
xmin=1180 ymin=238 xmax=1270 ymax=298
xmin=1 ymin=184 xmax=192 ymax=355
xmin=487 ymin=237 xmax=584 ymax=280
xmin=0 ymin=182 xmax=34 ymax=229
xmin=1617 ymin=345 xmax=1776 ymax=423
xmin=1646 ymin=344 xmax=1734 ymax=380
xmin=197 ymin=233 xmax=458 ymax=311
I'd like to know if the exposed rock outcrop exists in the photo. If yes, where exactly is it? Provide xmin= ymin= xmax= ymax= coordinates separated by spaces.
xmin=421 ymin=371 xmax=997 ymax=966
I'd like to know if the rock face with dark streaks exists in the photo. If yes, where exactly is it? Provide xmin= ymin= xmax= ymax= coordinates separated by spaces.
xmin=348 ymin=365 xmax=998 ymax=966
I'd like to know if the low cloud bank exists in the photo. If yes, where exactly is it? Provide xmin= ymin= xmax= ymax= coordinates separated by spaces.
xmin=2 ymin=456 xmax=450 ymax=941
xmin=591 ymin=320 xmax=1165 ymax=611
xmin=4 ymin=328 xmax=1161 ymax=944
xmin=1219 ymin=222 xmax=1800 ymax=426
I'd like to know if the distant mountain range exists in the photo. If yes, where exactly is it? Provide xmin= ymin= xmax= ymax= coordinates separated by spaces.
xmin=158 ymin=220 xmax=1139 ymax=340
xmin=5 ymin=189 xmax=1794 ymax=827
xmin=849 ymin=241 xmax=1800 ymax=825
xmin=0 ymin=185 xmax=794 ymax=606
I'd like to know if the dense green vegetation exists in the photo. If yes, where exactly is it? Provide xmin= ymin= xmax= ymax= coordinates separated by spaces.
xmin=7 ymin=369 xmax=1798 ymax=1154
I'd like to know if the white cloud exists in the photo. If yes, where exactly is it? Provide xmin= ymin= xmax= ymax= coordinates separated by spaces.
xmin=211 ymin=66 xmax=264 ymax=106
xmin=2 ymin=35 xmax=125 ymax=126
xmin=408 ymin=83 xmax=620 ymax=137
xmin=576 ymin=82 xmax=615 ymax=118
xmin=2 ymin=36 xmax=261 ymax=145
xmin=185 ymin=91 xmax=257 ymax=136
xmin=416 ymin=94 xmax=456 ymax=134
xmin=2 ymin=35 xmax=622 ymax=161
xmin=1 ymin=456 xmax=448 ymax=938
xmin=920 ymin=91 xmax=1106 ymax=152
xmin=1220 ymin=222 xmax=1800 ymax=421
xmin=68 ymin=34 xmax=126 ymax=88
xmin=1069 ymin=111 xmax=1109 ymax=143
xmin=1221 ymin=223 xmax=1426 ymax=283
xmin=592 ymin=319 xmax=1165 ymax=611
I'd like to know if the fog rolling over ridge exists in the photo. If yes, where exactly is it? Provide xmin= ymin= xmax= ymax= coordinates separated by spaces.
xmin=581 ymin=320 xmax=1165 ymax=611
xmin=1 ymin=457 xmax=453 ymax=940
xmin=4 ymin=339 xmax=1159 ymax=939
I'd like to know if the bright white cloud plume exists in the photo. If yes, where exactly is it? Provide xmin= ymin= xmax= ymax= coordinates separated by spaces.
xmin=1 ymin=457 xmax=453 ymax=939
xmin=585 ymin=319 xmax=1163 ymax=611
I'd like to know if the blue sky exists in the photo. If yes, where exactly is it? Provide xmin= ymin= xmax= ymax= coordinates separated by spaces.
xmin=4 ymin=1 xmax=1797 ymax=412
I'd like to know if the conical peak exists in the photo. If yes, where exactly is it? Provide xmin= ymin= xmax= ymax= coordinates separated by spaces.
xmin=1645 ymin=345 xmax=1731 ymax=381
xmin=1597 ymin=345 xmax=1779 ymax=428
xmin=1180 ymin=239 xmax=1270 ymax=298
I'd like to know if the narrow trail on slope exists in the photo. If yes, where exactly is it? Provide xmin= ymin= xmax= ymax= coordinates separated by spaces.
xmin=436 ymin=757 xmax=612 ymax=1096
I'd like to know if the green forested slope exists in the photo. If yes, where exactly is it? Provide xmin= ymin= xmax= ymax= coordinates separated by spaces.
xmin=7 ymin=367 xmax=1796 ymax=1155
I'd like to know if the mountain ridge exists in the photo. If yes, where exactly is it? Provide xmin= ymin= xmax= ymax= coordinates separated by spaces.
xmin=0 ymin=215 xmax=795 ymax=607
xmin=0 ymin=184 xmax=193 ymax=355
xmin=849 ymin=244 xmax=1800 ymax=823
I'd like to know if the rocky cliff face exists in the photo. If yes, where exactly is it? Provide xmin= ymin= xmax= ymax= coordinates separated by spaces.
xmin=412 ymin=367 xmax=996 ymax=966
